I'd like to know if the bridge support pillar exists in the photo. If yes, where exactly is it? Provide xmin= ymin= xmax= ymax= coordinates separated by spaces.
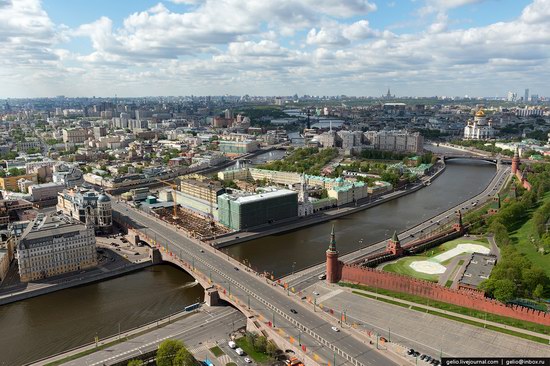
xmin=150 ymin=248 xmax=163 ymax=265
xmin=205 ymin=287 xmax=221 ymax=306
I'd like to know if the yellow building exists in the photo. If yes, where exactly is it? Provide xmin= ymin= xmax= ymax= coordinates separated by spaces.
xmin=0 ymin=174 xmax=38 ymax=191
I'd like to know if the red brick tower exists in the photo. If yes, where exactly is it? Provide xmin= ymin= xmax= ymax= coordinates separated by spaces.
xmin=386 ymin=231 xmax=403 ymax=256
xmin=326 ymin=225 xmax=340 ymax=284
xmin=511 ymin=147 xmax=520 ymax=175
xmin=452 ymin=210 xmax=464 ymax=233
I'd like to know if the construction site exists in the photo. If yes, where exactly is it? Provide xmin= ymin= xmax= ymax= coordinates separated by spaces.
xmin=153 ymin=206 xmax=232 ymax=241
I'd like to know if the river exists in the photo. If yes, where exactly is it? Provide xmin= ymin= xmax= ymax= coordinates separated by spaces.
xmin=224 ymin=160 xmax=496 ymax=277
xmin=0 ymin=159 xmax=495 ymax=365
xmin=0 ymin=265 xmax=203 ymax=366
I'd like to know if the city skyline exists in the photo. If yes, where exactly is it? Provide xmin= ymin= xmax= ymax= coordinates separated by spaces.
xmin=1 ymin=0 xmax=549 ymax=98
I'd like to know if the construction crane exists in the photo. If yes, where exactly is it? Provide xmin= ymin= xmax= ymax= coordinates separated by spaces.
xmin=156 ymin=178 xmax=179 ymax=220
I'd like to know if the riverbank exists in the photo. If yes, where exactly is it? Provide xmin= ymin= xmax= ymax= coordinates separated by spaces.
xmin=0 ymin=260 xmax=152 ymax=306
xmin=211 ymin=163 xmax=447 ymax=249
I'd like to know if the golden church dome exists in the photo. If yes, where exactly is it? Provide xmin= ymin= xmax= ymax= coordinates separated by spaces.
xmin=475 ymin=110 xmax=485 ymax=117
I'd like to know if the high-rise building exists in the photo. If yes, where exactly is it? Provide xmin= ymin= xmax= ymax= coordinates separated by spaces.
xmin=524 ymin=88 xmax=529 ymax=102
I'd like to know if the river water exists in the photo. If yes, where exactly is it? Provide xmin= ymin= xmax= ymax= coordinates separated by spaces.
xmin=0 ymin=265 xmax=203 ymax=366
xmin=0 ymin=159 xmax=495 ymax=365
xmin=224 ymin=160 xmax=496 ymax=277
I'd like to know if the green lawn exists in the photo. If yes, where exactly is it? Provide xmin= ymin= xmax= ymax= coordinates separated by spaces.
xmin=210 ymin=346 xmax=224 ymax=357
xmin=341 ymin=283 xmax=549 ymax=335
xmin=510 ymin=194 xmax=550 ymax=277
xmin=382 ymin=257 xmax=439 ymax=282
xmin=382 ymin=237 xmax=489 ymax=281
xmin=235 ymin=338 xmax=270 ymax=363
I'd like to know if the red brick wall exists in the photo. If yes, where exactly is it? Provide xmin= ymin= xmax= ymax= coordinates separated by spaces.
xmin=340 ymin=264 xmax=550 ymax=326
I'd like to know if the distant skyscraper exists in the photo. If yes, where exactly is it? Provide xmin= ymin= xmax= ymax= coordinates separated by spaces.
xmin=524 ymin=88 xmax=529 ymax=102
xmin=506 ymin=91 xmax=517 ymax=102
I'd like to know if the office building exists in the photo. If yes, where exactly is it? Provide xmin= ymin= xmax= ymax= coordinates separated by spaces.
xmin=16 ymin=214 xmax=97 ymax=282
xmin=218 ymin=189 xmax=298 ymax=230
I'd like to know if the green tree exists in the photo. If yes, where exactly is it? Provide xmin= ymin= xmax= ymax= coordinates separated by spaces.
xmin=533 ymin=284 xmax=544 ymax=300
xmin=245 ymin=332 xmax=256 ymax=349
xmin=266 ymin=341 xmax=278 ymax=356
xmin=156 ymin=339 xmax=184 ymax=366
xmin=493 ymin=279 xmax=516 ymax=302
xmin=173 ymin=346 xmax=196 ymax=366
xmin=127 ymin=360 xmax=143 ymax=366
xmin=253 ymin=336 xmax=267 ymax=353
xmin=521 ymin=267 xmax=548 ymax=296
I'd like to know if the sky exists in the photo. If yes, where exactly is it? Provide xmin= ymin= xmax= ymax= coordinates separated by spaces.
xmin=1 ymin=0 xmax=549 ymax=98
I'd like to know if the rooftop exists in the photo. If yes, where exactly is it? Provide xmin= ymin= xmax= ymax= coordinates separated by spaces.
xmin=459 ymin=253 xmax=497 ymax=288
xmin=19 ymin=214 xmax=87 ymax=247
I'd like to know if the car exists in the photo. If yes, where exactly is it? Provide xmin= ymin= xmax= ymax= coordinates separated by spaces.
xmin=318 ymin=273 xmax=326 ymax=280
xmin=244 ymin=357 xmax=252 ymax=363
xmin=200 ymin=249 xmax=204 ymax=253
xmin=228 ymin=341 xmax=236 ymax=349
xmin=234 ymin=267 xmax=239 ymax=271
xmin=425 ymin=355 xmax=432 ymax=362
xmin=290 ymin=309 xmax=298 ymax=314
xmin=331 ymin=326 xmax=339 ymax=332
xmin=407 ymin=349 xmax=415 ymax=355
xmin=235 ymin=347 xmax=244 ymax=356
xmin=313 ymin=291 xmax=319 ymax=296
xmin=420 ymin=355 xmax=427 ymax=361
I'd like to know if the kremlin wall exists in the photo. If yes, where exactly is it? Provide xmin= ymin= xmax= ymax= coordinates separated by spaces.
xmin=325 ymin=227 xmax=550 ymax=326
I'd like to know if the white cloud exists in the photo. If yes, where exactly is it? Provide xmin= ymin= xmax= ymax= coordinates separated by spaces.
xmin=2 ymin=0 xmax=550 ymax=98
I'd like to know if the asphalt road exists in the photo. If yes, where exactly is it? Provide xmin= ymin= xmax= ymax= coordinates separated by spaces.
xmin=112 ymin=201 xmax=397 ymax=366
xmin=304 ymin=282 xmax=550 ymax=360
xmin=283 ymin=165 xmax=511 ymax=291
xmin=59 ymin=306 xmax=246 ymax=366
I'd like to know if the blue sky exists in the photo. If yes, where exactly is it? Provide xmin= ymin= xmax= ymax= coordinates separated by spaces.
xmin=1 ymin=0 xmax=549 ymax=98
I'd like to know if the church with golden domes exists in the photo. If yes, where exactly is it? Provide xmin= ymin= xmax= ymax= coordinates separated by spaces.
xmin=463 ymin=109 xmax=495 ymax=140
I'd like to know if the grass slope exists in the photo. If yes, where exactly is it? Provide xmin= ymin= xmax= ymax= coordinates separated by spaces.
xmin=509 ymin=194 xmax=550 ymax=277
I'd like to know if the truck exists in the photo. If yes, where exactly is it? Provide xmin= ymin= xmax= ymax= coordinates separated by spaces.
xmin=235 ymin=347 xmax=244 ymax=356
xmin=228 ymin=341 xmax=236 ymax=349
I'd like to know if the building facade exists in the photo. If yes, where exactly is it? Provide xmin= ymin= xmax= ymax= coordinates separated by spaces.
xmin=217 ymin=189 xmax=298 ymax=230
xmin=56 ymin=188 xmax=112 ymax=233
xmin=365 ymin=130 xmax=424 ymax=153
xmin=0 ymin=173 xmax=38 ymax=191
xmin=16 ymin=214 xmax=97 ymax=282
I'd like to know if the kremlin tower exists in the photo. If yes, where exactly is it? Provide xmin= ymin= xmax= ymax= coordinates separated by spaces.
xmin=386 ymin=231 xmax=403 ymax=256
xmin=326 ymin=225 xmax=340 ymax=284
xmin=511 ymin=147 xmax=520 ymax=175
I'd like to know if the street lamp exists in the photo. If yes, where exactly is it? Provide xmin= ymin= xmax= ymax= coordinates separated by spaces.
xmin=291 ymin=261 xmax=296 ymax=277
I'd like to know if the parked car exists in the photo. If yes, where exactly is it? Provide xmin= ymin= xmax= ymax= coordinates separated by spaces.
xmin=331 ymin=326 xmax=339 ymax=332
xmin=235 ymin=348 xmax=244 ymax=356
xmin=244 ymin=357 xmax=252 ymax=363
xmin=228 ymin=341 xmax=236 ymax=349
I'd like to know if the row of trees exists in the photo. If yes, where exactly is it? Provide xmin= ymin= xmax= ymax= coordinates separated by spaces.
xmin=0 ymin=167 xmax=27 ymax=177
xmin=479 ymin=245 xmax=547 ymax=302
xmin=245 ymin=332 xmax=278 ymax=356
xmin=480 ymin=164 xmax=550 ymax=302
xmin=127 ymin=339 xmax=197 ymax=366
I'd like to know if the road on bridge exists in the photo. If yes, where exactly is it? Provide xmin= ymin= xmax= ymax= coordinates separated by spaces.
xmin=112 ymin=201 xmax=398 ymax=366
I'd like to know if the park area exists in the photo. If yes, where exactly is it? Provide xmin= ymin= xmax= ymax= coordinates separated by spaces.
xmin=382 ymin=237 xmax=492 ymax=282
